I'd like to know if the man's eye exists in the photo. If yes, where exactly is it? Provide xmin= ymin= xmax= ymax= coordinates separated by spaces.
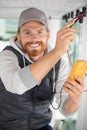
xmin=25 ymin=31 xmax=30 ymax=35
xmin=38 ymin=31 xmax=43 ymax=34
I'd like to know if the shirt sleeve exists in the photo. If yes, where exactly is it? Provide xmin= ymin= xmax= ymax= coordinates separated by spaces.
xmin=0 ymin=50 xmax=40 ymax=94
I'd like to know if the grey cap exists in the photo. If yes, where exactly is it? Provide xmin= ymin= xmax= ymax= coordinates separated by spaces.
xmin=18 ymin=7 xmax=48 ymax=28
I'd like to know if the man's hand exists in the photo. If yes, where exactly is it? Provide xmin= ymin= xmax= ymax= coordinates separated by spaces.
xmin=63 ymin=76 xmax=84 ymax=112
xmin=54 ymin=20 xmax=79 ymax=57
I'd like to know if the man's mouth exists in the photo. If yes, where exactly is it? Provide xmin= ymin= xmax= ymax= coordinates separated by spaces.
xmin=29 ymin=43 xmax=40 ymax=48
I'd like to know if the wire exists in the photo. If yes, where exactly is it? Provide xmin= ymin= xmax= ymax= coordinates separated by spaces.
xmin=49 ymin=87 xmax=63 ymax=110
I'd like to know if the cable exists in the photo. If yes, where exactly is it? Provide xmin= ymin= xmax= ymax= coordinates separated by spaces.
xmin=49 ymin=87 xmax=63 ymax=110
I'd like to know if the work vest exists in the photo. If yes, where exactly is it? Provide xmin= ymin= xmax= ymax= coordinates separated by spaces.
xmin=0 ymin=46 xmax=61 ymax=130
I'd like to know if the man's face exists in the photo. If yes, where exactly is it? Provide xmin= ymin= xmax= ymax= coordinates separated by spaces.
xmin=16 ymin=21 xmax=50 ymax=58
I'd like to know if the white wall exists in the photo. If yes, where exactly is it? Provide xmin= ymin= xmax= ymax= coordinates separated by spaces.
xmin=48 ymin=19 xmax=61 ymax=49
xmin=78 ymin=17 xmax=87 ymax=60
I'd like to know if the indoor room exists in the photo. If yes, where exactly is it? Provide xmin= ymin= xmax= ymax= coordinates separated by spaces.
xmin=0 ymin=0 xmax=87 ymax=130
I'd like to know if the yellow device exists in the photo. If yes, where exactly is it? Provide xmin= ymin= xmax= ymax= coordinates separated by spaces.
xmin=69 ymin=60 xmax=87 ymax=80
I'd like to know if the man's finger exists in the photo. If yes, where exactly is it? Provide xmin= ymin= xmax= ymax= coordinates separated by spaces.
xmin=62 ymin=19 xmax=75 ymax=29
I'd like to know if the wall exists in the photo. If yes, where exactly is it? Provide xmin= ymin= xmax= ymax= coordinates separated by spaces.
xmin=48 ymin=19 xmax=61 ymax=49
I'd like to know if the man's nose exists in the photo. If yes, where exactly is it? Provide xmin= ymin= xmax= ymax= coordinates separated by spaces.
xmin=30 ymin=32 xmax=38 ymax=41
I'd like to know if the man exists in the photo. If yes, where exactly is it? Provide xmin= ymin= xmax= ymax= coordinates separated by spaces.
xmin=0 ymin=7 xmax=84 ymax=130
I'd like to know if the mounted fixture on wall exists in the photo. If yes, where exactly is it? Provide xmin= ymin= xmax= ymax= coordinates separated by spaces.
xmin=82 ymin=7 xmax=86 ymax=16
xmin=71 ymin=11 xmax=74 ymax=18
xmin=62 ymin=6 xmax=87 ymax=24
xmin=76 ymin=9 xmax=80 ymax=16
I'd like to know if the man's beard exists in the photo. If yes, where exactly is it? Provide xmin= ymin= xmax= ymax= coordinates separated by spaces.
xmin=22 ymin=41 xmax=47 ymax=56
xmin=28 ymin=49 xmax=43 ymax=56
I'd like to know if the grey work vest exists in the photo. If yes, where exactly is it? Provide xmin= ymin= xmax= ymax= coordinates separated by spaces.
xmin=0 ymin=46 xmax=61 ymax=130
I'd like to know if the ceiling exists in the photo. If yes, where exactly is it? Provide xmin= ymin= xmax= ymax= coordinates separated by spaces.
xmin=0 ymin=0 xmax=87 ymax=19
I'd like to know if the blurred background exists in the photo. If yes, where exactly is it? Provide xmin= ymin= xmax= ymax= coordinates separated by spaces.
xmin=0 ymin=0 xmax=87 ymax=130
